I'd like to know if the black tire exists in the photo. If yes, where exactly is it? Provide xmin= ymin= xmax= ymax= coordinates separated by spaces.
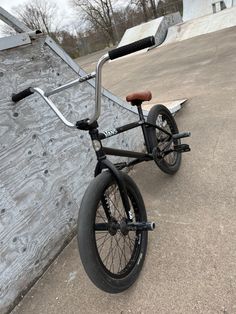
xmin=77 ymin=171 xmax=148 ymax=293
xmin=147 ymin=104 xmax=181 ymax=174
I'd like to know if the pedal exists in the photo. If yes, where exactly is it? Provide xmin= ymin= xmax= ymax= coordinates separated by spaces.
xmin=173 ymin=132 xmax=191 ymax=140
xmin=174 ymin=144 xmax=191 ymax=153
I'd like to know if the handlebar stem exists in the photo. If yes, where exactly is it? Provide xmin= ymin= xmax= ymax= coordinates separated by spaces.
xmin=90 ymin=53 xmax=109 ymax=125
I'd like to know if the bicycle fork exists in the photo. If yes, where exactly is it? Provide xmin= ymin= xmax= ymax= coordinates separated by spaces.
xmin=89 ymin=128 xmax=155 ymax=232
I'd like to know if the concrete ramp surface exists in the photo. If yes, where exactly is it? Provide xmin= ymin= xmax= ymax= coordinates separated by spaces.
xmin=164 ymin=6 xmax=236 ymax=45
xmin=9 ymin=26 xmax=236 ymax=314
xmin=183 ymin=0 xmax=235 ymax=21
xmin=118 ymin=13 xmax=182 ymax=47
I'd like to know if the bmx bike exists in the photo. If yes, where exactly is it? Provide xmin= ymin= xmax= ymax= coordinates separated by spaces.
xmin=12 ymin=36 xmax=190 ymax=293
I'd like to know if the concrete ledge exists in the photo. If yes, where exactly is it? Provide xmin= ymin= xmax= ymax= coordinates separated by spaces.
xmin=118 ymin=12 xmax=182 ymax=48
xmin=164 ymin=7 xmax=236 ymax=45
xmin=143 ymin=99 xmax=187 ymax=115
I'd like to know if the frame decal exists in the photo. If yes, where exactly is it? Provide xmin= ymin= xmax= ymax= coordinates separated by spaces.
xmin=102 ymin=129 xmax=118 ymax=138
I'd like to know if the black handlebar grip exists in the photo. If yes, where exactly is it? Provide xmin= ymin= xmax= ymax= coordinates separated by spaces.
xmin=12 ymin=87 xmax=34 ymax=102
xmin=108 ymin=36 xmax=155 ymax=60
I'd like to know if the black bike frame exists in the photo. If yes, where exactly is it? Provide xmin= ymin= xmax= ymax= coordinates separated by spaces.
xmin=98 ymin=105 xmax=171 ymax=161
xmin=90 ymin=104 xmax=173 ymax=222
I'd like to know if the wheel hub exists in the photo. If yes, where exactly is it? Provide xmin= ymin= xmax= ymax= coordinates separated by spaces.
xmin=108 ymin=217 xmax=130 ymax=236
xmin=120 ymin=218 xmax=129 ymax=236
xmin=108 ymin=217 xmax=118 ymax=236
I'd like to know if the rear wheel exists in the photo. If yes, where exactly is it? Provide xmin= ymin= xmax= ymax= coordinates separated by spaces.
xmin=77 ymin=171 xmax=148 ymax=293
xmin=147 ymin=104 xmax=181 ymax=174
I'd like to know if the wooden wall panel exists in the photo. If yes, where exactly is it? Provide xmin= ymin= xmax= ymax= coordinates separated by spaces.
xmin=0 ymin=35 xmax=143 ymax=313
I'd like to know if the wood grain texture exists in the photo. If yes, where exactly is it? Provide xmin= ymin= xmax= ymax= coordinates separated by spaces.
xmin=0 ymin=35 xmax=143 ymax=313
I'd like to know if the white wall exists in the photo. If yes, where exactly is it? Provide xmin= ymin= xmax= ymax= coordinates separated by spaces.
xmin=183 ymin=0 xmax=235 ymax=21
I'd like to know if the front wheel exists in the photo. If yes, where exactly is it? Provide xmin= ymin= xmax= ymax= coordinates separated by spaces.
xmin=77 ymin=171 xmax=148 ymax=293
xmin=147 ymin=104 xmax=181 ymax=174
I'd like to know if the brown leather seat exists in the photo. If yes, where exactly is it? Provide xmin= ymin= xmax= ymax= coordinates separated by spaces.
xmin=126 ymin=90 xmax=152 ymax=103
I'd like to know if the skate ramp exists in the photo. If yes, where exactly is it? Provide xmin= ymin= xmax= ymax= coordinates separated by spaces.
xmin=164 ymin=6 xmax=236 ymax=45
xmin=183 ymin=0 xmax=235 ymax=21
xmin=118 ymin=12 xmax=182 ymax=48
xmin=0 ymin=7 xmax=147 ymax=314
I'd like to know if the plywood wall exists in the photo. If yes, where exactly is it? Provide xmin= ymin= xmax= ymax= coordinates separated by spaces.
xmin=0 ymin=35 xmax=143 ymax=313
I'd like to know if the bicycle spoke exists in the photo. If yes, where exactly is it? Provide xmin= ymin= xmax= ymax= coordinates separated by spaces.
xmin=106 ymin=193 xmax=123 ymax=218
xmin=96 ymin=233 xmax=109 ymax=241
xmin=102 ymin=237 xmax=114 ymax=267
xmin=92 ymin=179 xmax=145 ymax=278
xmin=122 ymin=236 xmax=128 ymax=266
xmin=111 ymin=238 xmax=119 ymax=273
xmin=125 ymin=233 xmax=135 ymax=254
xmin=96 ymin=211 xmax=106 ymax=221
xmin=109 ymin=236 xmax=115 ymax=272
xmin=117 ymin=233 xmax=129 ymax=271
xmin=156 ymin=114 xmax=178 ymax=166
xmin=114 ymin=233 xmax=126 ymax=273
xmin=96 ymin=233 xmax=110 ymax=252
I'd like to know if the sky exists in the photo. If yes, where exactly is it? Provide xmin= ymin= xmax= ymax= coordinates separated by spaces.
xmin=0 ymin=0 xmax=73 ymax=12
xmin=0 ymin=0 xmax=75 ymax=30
xmin=0 ymin=0 xmax=129 ymax=35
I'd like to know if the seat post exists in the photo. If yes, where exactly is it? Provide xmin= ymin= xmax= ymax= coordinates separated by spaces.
xmin=130 ymin=100 xmax=145 ymax=121
xmin=136 ymin=104 xmax=151 ymax=151
xmin=137 ymin=104 xmax=145 ymax=122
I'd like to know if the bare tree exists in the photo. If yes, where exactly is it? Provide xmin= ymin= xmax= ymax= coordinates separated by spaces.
xmin=154 ymin=0 xmax=183 ymax=17
xmin=131 ymin=0 xmax=183 ymax=20
xmin=131 ymin=0 xmax=149 ymax=21
xmin=131 ymin=0 xmax=160 ymax=20
xmin=13 ymin=0 xmax=60 ymax=34
xmin=71 ymin=0 xmax=117 ymax=45
xmin=150 ymin=0 xmax=158 ymax=18
xmin=55 ymin=30 xmax=80 ymax=58
xmin=0 ymin=0 xmax=82 ymax=57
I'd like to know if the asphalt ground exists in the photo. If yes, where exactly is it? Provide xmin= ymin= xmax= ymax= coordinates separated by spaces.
xmin=12 ymin=26 xmax=236 ymax=314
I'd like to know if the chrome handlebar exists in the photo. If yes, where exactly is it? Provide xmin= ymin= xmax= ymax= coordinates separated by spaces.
xmin=11 ymin=36 xmax=156 ymax=128
xmin=32 ymin=87 xmax=76 ymax=128
xmin=35 ymin=53 xmax=109 ymax=128
xmin=12 ymin=53 xmax=109 ymax=129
